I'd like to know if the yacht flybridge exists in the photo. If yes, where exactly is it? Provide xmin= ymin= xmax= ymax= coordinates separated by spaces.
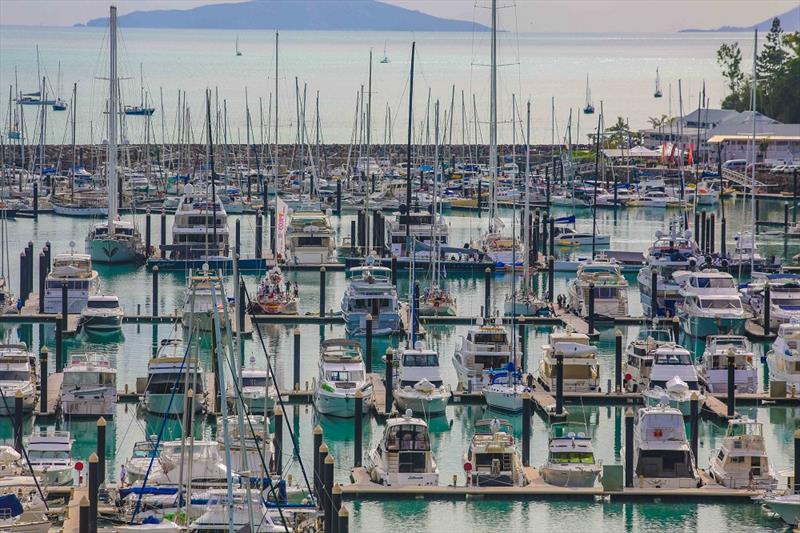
xmin=675 ymin=269 xmax=749 ymax=337
xmin=366 ymin=409 xmax=438 ymax=486
xmin=44 ymin=248 xmax=100 ymax=314
xmin=170 ymin=183 xmax=229 ymax=259
xmin=567 ymin=257 xmax=629 ymax=318
xmin=285 ymin=210 xmax=337 ymax=265
xmin=453 ymin=317 xmax=519 ymax=392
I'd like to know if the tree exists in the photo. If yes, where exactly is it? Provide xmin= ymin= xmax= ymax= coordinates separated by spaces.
xmin=716 ymin=42 xmax=744 ymax=94
xmin=758 ymin=18 xmax=788 ymax=81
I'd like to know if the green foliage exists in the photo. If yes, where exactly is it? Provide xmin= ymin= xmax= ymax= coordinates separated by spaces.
xmin=716 ymin=42 xmax=744 ymax=94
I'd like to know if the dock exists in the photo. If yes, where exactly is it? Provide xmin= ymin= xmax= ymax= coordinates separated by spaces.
xmin=703 ymin=395 xmax=737 ymax=421
xmin=530 ymin=389 xmax=569 ymax=421
xmin=37 ymin=371 xmax=63 ymax=417
xmin=367 ymin=373 xmax=388 ymax=417
xmin=744 ymin=318 xmax=776 ymax=340
xmin=552 ymin=304 xmax=598 ymax=338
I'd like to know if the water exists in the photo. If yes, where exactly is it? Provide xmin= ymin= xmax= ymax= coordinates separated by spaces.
xmin=0 ymin=27 xmax=754 ymax=145
xmin=0 ymin=196 xmax=798 ymax=531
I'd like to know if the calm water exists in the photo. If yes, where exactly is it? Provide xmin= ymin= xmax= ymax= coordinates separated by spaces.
xmin=0 ymin=27 xmax=754 ymax=145
xmin=0 ymin=198 xmax=797 ymax=532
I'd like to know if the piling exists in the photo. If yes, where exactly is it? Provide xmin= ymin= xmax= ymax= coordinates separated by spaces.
xmin=55 ymin=316 xmax=63 ymax=372
xmin=88 ymin=452 xmax=98 ymax=533
xmin=391 ymin=256 xmax=397 ymax=285
xmin=615 ymin=330 xmax=623 ymax=393
xmin=624 ymin=408 xmax=634 ymax=488
xmin=255 ymin=210 xmax=263 ymax=259
xmin=690 ymin=393 xmax=699 ymax=462
xmin=672 ymin=316 xmax=680 ymax=343
xmin=293 ymin=329 xmax=301 ymax=391
xmin=145 ymin=208 xmax=151 ymax=256
xmin=365 ymin=315 xmax=373 ymax=374
xmin=477 ymin=180 xmax=483 ymax=215
xmin=269 ymin=208 xmax=276 ymax=255
xmin=650 ymin=270 xmax=658 ymax=318
xmin=720 ymin=217 xmax=727 ymax=257
xmin=79 ymin=496 xmax=89 ymax=533
xmin=349 ymin=221 xmax=356 ymax=256
xmin=38 ymin=252 xmax=46 ymax=313
xmin=336 ymin=179 xmax=342 ymax=215
xmin=44 ymin=241 xmax=51 ymax=270
xmin=794 ymin=429 xmax=799 ymax=493
xmin=547 ymin=256 xmax=554 ymax=301
xmin=313 ymin=426 xmax=323 ymax=502
xmin=555 ymin=353 xmax=564 ymax=416
xmin=18 ymin=252 xmax=26 ymax=304
xmin=235 ymin=218 xmax=241 ymax=258
xmin=39 ymin=347 xmax=47 ymax=409
xmin=274 ymin=406 xmax=283 ymax=475
xmin=531 ymin=214 xmax=539 ymax=265
xmin=701 ymin=211 xmax=708 ymax=252
xmin=61 ymin=281 xmax=68 ymax=332
xmin=522 ymin=392 xmax=531 ymax=466
xmin=32 ymin=182 xmax=38 ymax=218
xmin=764 ymin=284 xmax=771 ymax=331
xmin=323 ymin=454 xmax=335 ymax=533
xmin=694 ymin=212 xmax=700 ymax=245
xmin=385 ymin=348 xmax=394 ymax=414
xmin=587 ymin=282 xmax=596 ymax=334
xmin=13 ymin=391 xmax=22 ymax=453
xmin=709 ymin=213 xmax=716 ymax=253
xmin=483 ymin=267 xmax=491 ymax=318
xmin=331 ymin=484 xmax=342 ymax=533
xmin=727 ymin=355 xmax=736 ymax=417
xmin=357 ymin=210 xmax=366 ymax=252
xmin=319 ymin=267 xmax=327 ymax=317
xmin=412 ymin=282 xmax=420 ymax=340
xmin=151 ymin=266 xmax=159 ymax=316
xmin=238 ymin=281 xmax=246 ymax=336
xmin=541 ymin=213 xmax=548 ymax=255
xmin=549 ymin=215 xmax=555 ymax=258
xmin=755 ymin=199 xmax=760 ymax=234
xmin=338 ymin=506 xmax=350 ymax=533
xmin=354 ymin=390 xmax=363 ymax=467
xmin=160 ymin=208 xmax=166 ymax=258
xmin=96 ymin=417 xmax=106 ymax=485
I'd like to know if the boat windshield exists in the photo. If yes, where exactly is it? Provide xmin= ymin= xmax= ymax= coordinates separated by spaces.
xmin=638 ymin=329 xmax=672 ymax=343
xmin=551 ymin=451 xmax=595 ymax=464
xmin=242 ymin=377 xmax=267 ymax=387
xmin=471 ymin=332 xmax=508 ymax=344
xmin=699 ymin=298 xmax=742 ymax=310
xmin=64 ymin=372 xmax=114 ymax=386
xmin=131 ymin=442 xmax=159 ymax=458
xmin=0 ymin=370 xmax=29 ymax=381
xmin=327 ymin=370 xmax=363 ymax=382
xmin=403 ymin=353 xmax=439 ymax=367
xmin=87 ymin=300 xmax=119 ymax=309
xmin=386 ymin=424 xmax=430 ymax=452
xmin=29 ymin=450 xmax=70 ymax=460
xmin=692 ymin=277 xmax=734 ymax=289
xmin=654 ymin=351 xmax=692 ymax=365
xmin=636 ymin=450 xmax=694 ymax=478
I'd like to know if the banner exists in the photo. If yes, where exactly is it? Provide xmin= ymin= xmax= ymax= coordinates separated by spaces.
xmin=275 ymin=196 xmax=288 ymax=258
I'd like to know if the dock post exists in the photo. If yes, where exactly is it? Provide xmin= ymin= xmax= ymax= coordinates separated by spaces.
xmin=547 ymin=256 xmax=554 ymax=301
xmin=151 ymin=266 xmax=159 ymax=316
xmin=755 ymin=199 xmax=760 ymax=234
xmin=522 ymin=392 xmax=531 ymax=466
xmin=313 ymin=426 xmax=323 ymax=503
xmin=365 ymin=315 xmax=373 ymax=374
xmin=269 ymin=207 xmax=276 ymax=255
xmin=55 ymin=317 xmax=63 ymax=372
xmin=18 ymin=252 xmax=26 ymax=305
xmin=357 ymin=209 xmax=366 ymax=253
xmin=32 ymin=182 xmax=38 ymax=218
xmin=372 ymin=211 xmax=381 ymax=255
xmin=318 ymin=444 xmax=329 ymax=511
xmin=38 ymin=252 xmax=46 ymax=313
xmin=159 ymin=208 xmax=166 ymax=258
xmin=531 ymin=213 xmax=539 ymax=266
xmin=541 ymin=212 xmax=548 ymax=256
xmin=706 ymin=216 xmax=713 ymax=255
xmin=79 ymin=496 xmax=89 ymax=533
xmin=555 ymin=353 xmax=564 ymax=415
xmin=255 ymin=210 xmax=263 ymax=259
xmin=61 ymin=281 xmax=68 ymax=333
xmin=39 ymin=347 xmax=47 ymax=410
xmin=484 ymin=268 xmax=491 ymax=318
xmin=391 ymin=256 xmax=397 ymax=285
xmin=477 ymin=180 xmax=483 ymax=216
xmin=587 ymin=283 xmax=595 ymax=335
xmin=331 ymin=484 xmax=342 ymax=533
xmin=145 ymin=208 xmax=151 ymax=256
xmin=238 ymin=280 xmax=246 ymax=337
xmin=650 ymin=270 xmax=658 ymax=318
xmin=727 ymin=355 xmax=736 ymax=418
xmin=323 ymin=455 xmax=335 ymax=533
xmin=273 ymin=406 xmax=283 ymax=475
xmin=624 ymin=408 xmax=634 ymax=487
xmin=690 ymin=393 xmax=699 ymax=462
xmin=235 ymin=218 xmax=241 ymax=258
xmin=88 ymin=452 xmax=98 ymax=533
xmin=293 ymin=329 xmax=301 ymax=391
xmin=709 ymin=213 xmax=716 ymax=253
xmin=319 ymin=267 xmax=327 ymax=318
xmin=338 ymin=506 xmax=350 ymax=533
xmin=96 ymin=417 xmax=106 ymax=485
xmin=385 ymin=348 xmax=394 ymax=414
xmin=794 ymin=429 xmax=799 ymax=493
xmin=701 ymin=210 xmax=708 ymax=252
xmin=349 ymin=221 xmax=356 ymax=256
xmin=518 ymin=318 xmax=526 ymax=371
xmin=549 ymin=215 xmax=555 ymax=258
xmin=720 ymin=217 xmax=727 ymax=258
xmin=336 ymin=179 xmax=342 ymax=215
xmin=13 ymin=391 xmax=22 ymax=453
xmin=672 ymin=315 xmax=680 ymax=342
xmin=764 ymin=284 xmax=771 ymax=332
xmin=615 ymin=330 xmax=623 ymax=393
xmin=694 ymin=212 xmax=700 ymax=245
xmin=354 ymin=390 xmax=363 ymax=467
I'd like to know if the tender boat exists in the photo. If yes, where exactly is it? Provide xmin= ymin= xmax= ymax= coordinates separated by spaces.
xmin=26 ymin=428 xmax=74 ymax=486
xmin=43 ymin=249 xmax=100 ymax=314
xmin=60 ymin=354 xmax=117 ymax=417
xmin=540 ymin=425 xmax=601 ymax=488
xmin=453 ymin=317 xmax=519 ymax=392
xmin=627 ymin=403 xmax=702 ymax=488
xmin=366 ymin=409 xmax=438 ymax=487
xmin=79 ymin=294 xmax=123 ymax=335
xmin=696 ymin=335 xmax=758 ymax=394
xmin=675 ymin=269 xmax=749 ymax=337
xmin=394 ymin=343 xmax=450 ymax=416
xmin=341 ymin=261 xmax=401 ymax=336
xmin=538 ymin=331 xmax=599 ymax=392
xmin=642 ymin=344 xmax=705 ymax=415
xmin=708 ymin=417 xmax=777 ymax=490
xmin=144 ymin=337 xmax=205 ymax=416
xmin=766 ymin=321 xmax=800 ymax=386
xmin=248 ymin=267 xmax=298 ymax=315
xmin=0 ymin=344 xmax=36 ymax=415
xmin=463 ymin=419 xmax=525 ymax=487
xmin=623 ymin=322 xmax=675 ymax=392
xmin=227 ymin=357 xmax=276 ymax=415
xmin=313 ymin=339 xmax=374 ymax=418
xmin=284 ymin=210 xmax=337 ymax=265
xmin=567 ymin=256 xmax=629 ymax=318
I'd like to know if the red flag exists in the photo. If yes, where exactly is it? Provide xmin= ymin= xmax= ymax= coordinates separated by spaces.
xmin=688 ymin=143 xmax=694 ymax=166
xmin=660 ymin=142 xmax=666 ymax=164
xmin=669 ymin=143 xmax=677 ymax=164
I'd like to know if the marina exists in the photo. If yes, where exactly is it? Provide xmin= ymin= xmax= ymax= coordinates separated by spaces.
xmin=0 ymin=1 xmax=799 ymax=532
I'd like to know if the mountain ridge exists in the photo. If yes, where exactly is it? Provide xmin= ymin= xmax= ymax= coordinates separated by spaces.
xmin=680 ymin=6 xmax=799 ymax=32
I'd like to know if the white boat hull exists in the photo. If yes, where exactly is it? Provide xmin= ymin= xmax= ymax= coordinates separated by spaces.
xmin=763 ymin=494 xmax=800 ymax=525
xmin=393 ymin=390 xmax=449 ymax=416
xmin=85 ymin=238 xmax=141 ymax=264
xmin=61 ymin=387 xmax=116 ymax=417
xmin=314 ymin=389 xmax=373 ymax=418
xmin=482 ymin=385 xmax=525 ymax=412
xmin=144 ymin=392 xmax=203 ymax=416
xmin=541 ymin=464 xmax=601 ymax=488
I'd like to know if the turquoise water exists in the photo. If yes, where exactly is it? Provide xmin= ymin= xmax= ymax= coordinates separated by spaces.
xmin=0 ymin=198 xmax=797 ymax=531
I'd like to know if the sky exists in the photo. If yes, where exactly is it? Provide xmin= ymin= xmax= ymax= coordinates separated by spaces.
xmin=0 ymin=0 xmax=795 ymax=33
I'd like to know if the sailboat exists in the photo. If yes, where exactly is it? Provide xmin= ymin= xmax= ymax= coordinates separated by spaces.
xmin=124 ymin=64 xmax=155 ymax=116
xmin=583 ymin=75 xmax=595 ymax=114
xmin=52 ymin=62 xmax=67 ymax=111
xmin=654 ymin=67 xmax=663 ymax=98
xmin=85 ymin=7 xmax=146 ymax=264
xmin=380 ymin=41 xmax=390 ymax=64
xmin=235 ymin=35 xmax=243 ymax=56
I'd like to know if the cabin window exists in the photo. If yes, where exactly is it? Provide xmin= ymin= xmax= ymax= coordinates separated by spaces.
xmin=474 ymin=355 xmax=508 ymax=370
xmin=563 ymin=366 xmax=593 ymax=379
xmin=398 ymin=452 xmax=428 ymax=473
xmin=472 ymin=333 xmax=508 ymax=344
xmin=296 ymin=237 xmax=327 ymax=246
xmin=403 ymin=353 xmax=440 ymax=367
xmin=0 ymin=370 xmax=29 ymax=381
xmin=87 ymin=300 xmax=119 ymax=309
xmin=29 ymin=450 xmax=70 ymax=460
xmin=654 ymin=352 xmax=692 ymax=365
xmin=593 ymin=287 xmax=619 ymax=299
xmin=699 ymin=299 xmax=741 ymax=310
xmin=636 ymin=450 xmax=693 ymax=478
xmin=551 ymin=452 xmax=595 ymax=464
xmin=64 ymin=372 xmax=114 ymax=387
xmin=386 ymin=424 xmax=430 ymax=452
xmin=692 ymin=277 xmax=734 ymax=289
xmin=242 ymin=377 xmax=267 ymax=387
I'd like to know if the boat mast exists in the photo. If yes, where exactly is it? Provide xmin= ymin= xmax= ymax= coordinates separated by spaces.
xmin=366 ymin=49 xmax=373 ymax=252
xmin=71 ymin=83 xmax=76 ymax=202
xmin=273 ymin=31 xmax=279 ymax=219
xmin=206 ymin=91 xmax=218 ymax=255
xmin=108 ymin=6 xmax=118 ymax=228
xmin=433 ymin=100 xmax=440 ymax=286
xmin=405 ymin=42 xmax=416 ymax=247
xmin=524 ymin=99 xmax=531 ymax=292
xmin=749 ymin=29 xmax=758 ymax=274
xmin=488 ymin=0 xmax=498 ymax=227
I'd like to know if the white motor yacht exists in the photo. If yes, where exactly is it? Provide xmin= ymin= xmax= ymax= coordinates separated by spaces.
xmin=0 ymin=344 xmax=36 ymax=415
xmin=552 ymin=225 xmax=610 ymax=246
xmin=541 ymin=425 xmax=601 ymax=488
xmin=284 ymin=210 xmax=337 ymax=265
xmin=453 ymin=317 xmax=519 ymax=392
xmin=215 ymin=414 xmax=273 ymax=479
xmin=697 ymin=335 xmax=758 ymax=394
xmin=538 ymin=331 xmax=600 ymax=392
xmin=313 ymin=339 xmax=373 ymax=418
xmin=675 ymin=269 xmax=749 ymax=337
xmin=642 ymin=344 xmax=705 ymax=415
xmin=43 ymin=248 xmax=100 ymax=314
xmin=341 ymin=261 xmax=401 ymax=336
xmin=366 ymin=410 xmax=438 ymax=487
xmin=79 ymin=294 xmax=123 ymax=335
xmin=144 ymin=337 xmax=205 ymax=416
xmin=394 ymin=343 xmax=450 ymax=416
xmin=60 ymin=354 xmax=117 ymax=417
xmin=762 ymin=493 xmax=800 ymax=526
xmin=623 ymin=322 xmax=675 ymax=392
xmin=170 ymin=183 xmax=229 ymax=259
xmin=26 ymin=428 xmax=74 ymax=486
xmin=708 ymin=417 xmax=777 ymax=490
xmin=740 ymin=273 xmax=800 ymax=330
xmin=384 ymin=210 xmax=449 ymax=258
xmin=226 ymin=357 xmax=276 ymax=415
xmin=766 ymin=321 xmax=800 ymax=386
xmin=463 ymin=419 xmax=525 ymax=487
xmin=567 ymin=257 xmax=629 ymax=318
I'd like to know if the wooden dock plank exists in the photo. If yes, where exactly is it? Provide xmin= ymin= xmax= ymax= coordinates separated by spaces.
xmin=552 ymin=304 xmax=597 ymax=338
xmin=367 ymin=373 xmax=388 ymax=417
xmin=703 ymin=395 xmax=736 ymax=420
xmin=38 ymin=371 xmax=63 ymax=416
xmin=61 ymin=487 xmax=84 ymax=533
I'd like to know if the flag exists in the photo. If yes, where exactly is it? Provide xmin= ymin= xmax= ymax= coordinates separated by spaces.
xmin=669 ymin=143 xmax=677 ymax=164
xmin=275 ymin=196 xmax=288 ymax=258
xmin=660 ymin=142 xmax=666 ymax=164
xmin=688 ymin=143 xmax=694 ymax=166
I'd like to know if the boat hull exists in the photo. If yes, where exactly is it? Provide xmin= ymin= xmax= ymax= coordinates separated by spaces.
xmin=314 ymin=389 xmax=373 ymax=418
xmin=393 ymin=390 xmax=449 ymax=416
xmin=61 ymin=388 xmax=116 ymax=417
xmin=144 ymin=392 xmax=203 ymax=416
xmin=482 ymin=385 xmax=525 ymax=412
xmin=86 ymin=238 xmax=142 ymax=264
xmin=680 ymin=313 xmax=747 ymax=338
xmin=0 ymin=390 xmax=35 ymax=415
xmin=541 ymin=464 xmax=600 ymax=488
xmin=763 ymin=495 xmax=800 ymax=525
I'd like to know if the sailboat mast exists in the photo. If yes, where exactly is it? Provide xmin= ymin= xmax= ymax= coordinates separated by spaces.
xmin=433 ymin=100 xmax=440 ymax=285
xmin=749 ymin=29 xmax=758 ymax=274
xmin=272 ymin=31 xmax=279 ymax=213
xmin=108 ymin=6 xmax=118 ymax=226
xmin=405 ymin=42 xmax=416 ymax=246
xmin=524 ymin=99 xmax=531 ymax=289
xmin=366 ymin=49 xmax=373 ymax=251
xmin=71 ymin=83 xmax=76 ymax=202
xmin=489 ymin=0 xmax=498 ymax=224
xmin=206 ymin=91 xmax=218 ymax=254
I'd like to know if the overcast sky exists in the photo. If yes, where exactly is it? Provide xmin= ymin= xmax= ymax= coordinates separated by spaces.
xmin=0 ymin=0 xmax=795 ymax=32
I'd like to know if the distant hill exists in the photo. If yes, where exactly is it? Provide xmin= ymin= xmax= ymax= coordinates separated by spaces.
xmin=79 ymin=0 xmax=490 ymax=31
xmin=681 ymin=5 xmax=799 ymax=32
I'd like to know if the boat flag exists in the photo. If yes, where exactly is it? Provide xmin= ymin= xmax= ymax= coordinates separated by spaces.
xmin=688 ymin=143 xmax=694 ymax=166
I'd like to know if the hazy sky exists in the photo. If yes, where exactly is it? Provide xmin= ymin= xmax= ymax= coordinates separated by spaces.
xmin=0 ymin=0 xmax=795 ymax=32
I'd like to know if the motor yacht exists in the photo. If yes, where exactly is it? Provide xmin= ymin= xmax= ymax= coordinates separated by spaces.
xmin=463 ymin=419 xmax=525 ymax=487
xmin=552 ymin=225 xmax=611 ymax=246
xmin=729 ymin=231 xmax=766 ymax=271
xmin=313 ymin=339 xmax=373 ymax=417
xmin=79 ymin=294 xmax=123 ymax=335
xmin=740 ymin=273 xmax=800 ymax=331
xmin=637 ymin=224 xmax=700 ymax=317
xmin=394 ymin=343 xmax=450 ymax=416
xmin=623 ymin=322 xmax=675 ymax=392
xmin=227 ymin=357 xmax=276 ymax=415
xmin=453 ymin=317 xmax=519 ymax=392
xmin=567 ymin=256 xmax=629 ymax=318
xmin=170 ymin=183 xmax=229 ymax=259
xmin=696 ymin=335 xmax=757 ymax=394
xmin=43 ymin=248 xmax=100 ymax=314
xmin=762 ymin=494 xmax=800 ymax=526
xmin=284 ymin=210 xmax=337 ymax=265
xmin=538 ymin=331 xmax=599 ymax=392
xmin=341 ymin=261 xmax=401 ymax=336
xmin=675 ymin=269 xmax=749 ymax=337
xmin=366 ymin=410 xmax=438 ymax=486
xmin=708 ymin=417 xmax=777 ymax=490
xmin=766 ymin=321 xmax=800 ymax=386
xmin=0 ymin=344 xmax=36 ymax=415
xmin=540 ymin=425 xmax=601 ymax=488
xmin=384 ymin=209 xmax=449 ymax=258
xmin=215 ymin=414 xmax=273 ymax=479
xmin=642 ymin=344 xmax=705 ymax=415
xmin=26 ymin=428 xmax=74 ymax=486
xmin=60 ymin=354 xmax=117 ymax=417
xmin=144 ymin=337 xmax=205 ymax=416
